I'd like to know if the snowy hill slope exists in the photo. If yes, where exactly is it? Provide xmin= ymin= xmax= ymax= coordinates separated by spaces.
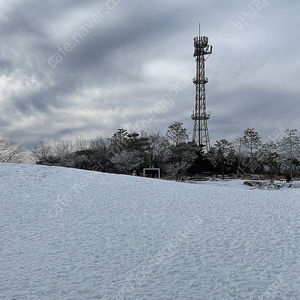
xmin=1 ymin=163 xmax=300 ymax=299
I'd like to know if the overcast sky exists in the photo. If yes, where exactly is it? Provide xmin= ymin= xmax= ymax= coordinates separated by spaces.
xmin=1 ymin=0 xmax=300 ymax=150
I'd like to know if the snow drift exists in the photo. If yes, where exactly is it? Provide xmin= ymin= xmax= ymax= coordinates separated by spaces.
xmin=1 ymin=163 xmax=300 ymax=299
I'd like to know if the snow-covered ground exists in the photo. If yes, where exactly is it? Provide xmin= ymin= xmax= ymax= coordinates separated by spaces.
xmin=1 ymin=163 xmax=300 ymax=300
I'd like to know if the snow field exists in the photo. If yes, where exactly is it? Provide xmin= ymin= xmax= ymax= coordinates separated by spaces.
xmin=1 ymin=163 xmax=300 ymax=299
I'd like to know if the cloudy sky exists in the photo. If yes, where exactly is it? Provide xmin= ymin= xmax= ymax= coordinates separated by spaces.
xmin=1 ymin=0 xmax=300 ymax=151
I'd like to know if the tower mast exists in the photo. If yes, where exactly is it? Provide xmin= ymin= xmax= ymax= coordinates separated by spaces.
xmin=191 ymin=25 xmax=213 ymax=152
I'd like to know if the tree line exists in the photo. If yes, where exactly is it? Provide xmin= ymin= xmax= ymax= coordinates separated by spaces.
xmin=1 ymin=122 xmax=300 ymax=179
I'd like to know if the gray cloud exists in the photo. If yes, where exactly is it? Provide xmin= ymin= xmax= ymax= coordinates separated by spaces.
xmin=0 ymin=0 xmax=300 ymax=151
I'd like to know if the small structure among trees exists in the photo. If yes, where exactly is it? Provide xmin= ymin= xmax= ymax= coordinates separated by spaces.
xmin=143 ymin=167 xmax=161 ymax=179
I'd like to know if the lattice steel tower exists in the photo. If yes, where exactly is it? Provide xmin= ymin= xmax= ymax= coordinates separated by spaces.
xmin=191 ymin=26 xmax=213 ymax=152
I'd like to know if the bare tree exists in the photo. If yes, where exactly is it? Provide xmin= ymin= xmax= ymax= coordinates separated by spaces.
xmin=0 ymin=138 xmax=25 ymax=163
xmin=29 ymin=140 xmax=53 ymax=163
xmin=141 ymin=131 xmax=170 ymax=167
xmin=53 ymin=140 xmax=74 ymax=158
xmin=208 ymin=139 xmax=236 ymax=179
xmin=233 ymin=137 xmax=246 ymax=173
xmin=110 ymin=150 xmax=143 ymax=174
xmin=165 ymin=161 xmax=190 ymax=181
xmin=52 ymin=140 xmax=75 ymax=167
xmin=30 ymin=140 xmax=75 ymax=166
xmin=74 ymin=136 xmax=89 ymax=152
xmin=89 ymin=136 xmax=111 ymax=171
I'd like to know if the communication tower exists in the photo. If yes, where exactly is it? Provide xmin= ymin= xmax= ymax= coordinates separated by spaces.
xmin=191 ymin=25 xmax=213 ymax=152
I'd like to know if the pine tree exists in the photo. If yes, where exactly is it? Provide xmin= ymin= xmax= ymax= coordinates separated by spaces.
xmin=166 ymin=122 xmax=188 ymax=146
